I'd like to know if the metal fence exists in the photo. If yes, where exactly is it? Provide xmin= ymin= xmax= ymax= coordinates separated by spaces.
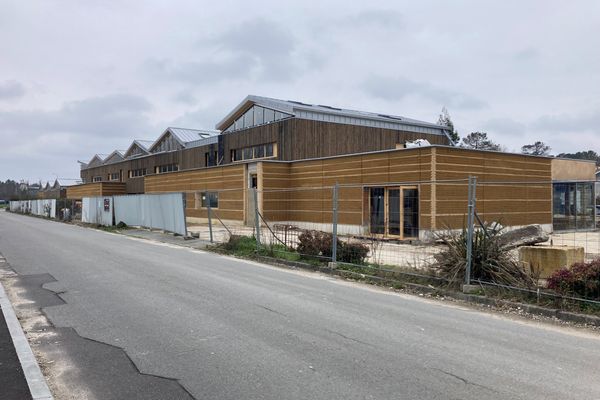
xmin=186 ymin=178 xmax=599 ymax=311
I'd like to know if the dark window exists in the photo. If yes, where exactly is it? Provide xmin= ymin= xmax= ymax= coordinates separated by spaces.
xmin=255 ymin=145 xmax=265 ymax=158
xmin=244 ymin=147 xmax=253 ymax=160
xmin=157 ymin=164 xmax=178 ymax=173
xmin=201 ymin=192 xmax=218 ymax=208
xmin=265 ymin=143 xmax=274 ymax=157
xmin=370 ymin=188 xmax=385 ymax=234
xmin=92 ymin=176 xmax=102 ymax=182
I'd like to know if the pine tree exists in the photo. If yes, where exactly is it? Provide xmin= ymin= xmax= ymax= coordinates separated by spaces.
xmin=437 ymin=107 xmax=460 ymax=144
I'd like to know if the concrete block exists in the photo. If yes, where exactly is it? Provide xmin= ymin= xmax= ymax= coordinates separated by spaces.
xmin=519 ymin=246 xmax=584 ymax=279
xmin=462 ymin=284 xmax=481 ymax=294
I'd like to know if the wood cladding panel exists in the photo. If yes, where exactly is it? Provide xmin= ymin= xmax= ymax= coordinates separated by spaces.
xmin=145 ymin=165 xmax=246 ymax=221
xmin=66 ymin=182 xmax=126 ymax=199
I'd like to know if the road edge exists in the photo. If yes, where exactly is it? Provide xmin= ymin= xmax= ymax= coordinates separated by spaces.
xmin=0 ymin=256 xmax=54 ymax=400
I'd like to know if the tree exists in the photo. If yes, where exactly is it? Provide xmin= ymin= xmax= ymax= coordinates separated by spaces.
xmin=521 ymin=141 xmax=551 ymax=156
xmin=461 ymin=132 xmax=503 ymax=151
xmin=437 ymin=107 xmax=460 ymax=144
xmin=556 ymin=150 xmax=600 ymax=166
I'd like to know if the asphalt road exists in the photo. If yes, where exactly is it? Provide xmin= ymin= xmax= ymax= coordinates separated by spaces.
xmin=1 ymin=211 xmax=599 ymax=400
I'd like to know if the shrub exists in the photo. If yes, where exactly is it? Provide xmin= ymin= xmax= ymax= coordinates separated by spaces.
xmin=297 ymin=230 xmax=336 ymax=259
xmin=297 ymin=230 xmax=369 ymax=264
xmin=547 ymin=259 xmax=600 ymax=300
xmin=435 ymin=224 xmax=534 ymax=287
xmin=339 ymin=242 xmax=369 ymax=265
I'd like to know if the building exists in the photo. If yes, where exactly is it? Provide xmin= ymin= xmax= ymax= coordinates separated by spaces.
xmin=68 ymin=95 xmax=597 ymax=238
xmin=38 ymin=180 xmax=67 ymax=199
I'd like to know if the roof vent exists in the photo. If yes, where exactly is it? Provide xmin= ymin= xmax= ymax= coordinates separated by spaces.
xmin=318 ymin=104 xmax=342 ymax=111
xmin=288 ymin=100 xmax=312 ymax=106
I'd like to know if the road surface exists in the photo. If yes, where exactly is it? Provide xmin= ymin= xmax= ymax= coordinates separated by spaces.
xmin=0 ymin=211 xmax=599 ymax=400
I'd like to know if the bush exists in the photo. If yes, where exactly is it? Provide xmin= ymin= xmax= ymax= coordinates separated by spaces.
xmin=547 ymin=259 xmax=600 ymax=300
xmin=339 ymin=242 xmax=369 ymax=265
xmin=297 ymin=230 xmax=369 ymax=264
xmin=297 ymin=230 xmax=335 ymax=259
xmin=435 ymin=224 xmax=534 ymax=287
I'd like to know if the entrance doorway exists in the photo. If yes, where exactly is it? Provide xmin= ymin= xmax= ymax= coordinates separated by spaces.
xmin=368 ymin=186 xmax=419 ymax=239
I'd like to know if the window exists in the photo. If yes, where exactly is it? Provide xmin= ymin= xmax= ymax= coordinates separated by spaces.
xmin=199 ymin=192 xmax=218 ymax=208
xmin=129 ymin=168 xmax=146 ymax=178
xmin=231 ymin=143 xmax=277 ymax=162
xmin=92 ymin=176 xmax=102 ymax=182
xmin=156 ymin=164 xmax=179 ymax=174
xmin=223 ymin=106 xmax=290 ymax=132
xmin=265 ymin=143 xmax=274 ymax=157
xmin=255 ymin=145 xmax=264 ymax=158
xmin=108 ymin=172 xmax=120 ymax=181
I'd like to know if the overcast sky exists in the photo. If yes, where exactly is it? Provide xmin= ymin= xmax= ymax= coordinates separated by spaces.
xmin=1 ymin=0 xmax=599 ymax=183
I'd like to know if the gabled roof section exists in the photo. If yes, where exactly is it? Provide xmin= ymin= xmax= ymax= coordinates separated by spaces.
xmin=216 ymin=95 xmax=450 ymax=136
xmin=103 ymin=150 xmax=126 ymax=165
xmin=52 ymin=179 xmax=63 ymax=189
xmin=149 ymin=127 xmax=219 ymax=153
xmin=124 ymin=140 xmax=154 ymax=158
xmin=87 ymin=154 xmax=107 ymax=168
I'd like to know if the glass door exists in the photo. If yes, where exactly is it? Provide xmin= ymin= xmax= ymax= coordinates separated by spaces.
xmin=402 ymin=188 xmax=419 ymax=238
xmin=369 ymin=188 xmax=385 ymax=234
xmin=388 ymin=189 xmax=401 ymax=236
xmin=368 ymin=186 xmax=419 ymax=239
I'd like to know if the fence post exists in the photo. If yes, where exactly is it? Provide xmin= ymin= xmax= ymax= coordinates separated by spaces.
xmin=253 ymin=187 xmax=261 ymax=251
xmin=207 ymin=195 xmax=214 ymax=243
xmin=331 ymin=183 xmax=339 ymax=263
xmin=465 ymin=176 xmax=477 ymax=286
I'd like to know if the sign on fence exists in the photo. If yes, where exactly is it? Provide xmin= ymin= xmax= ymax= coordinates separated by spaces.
xmin=82 ymin=197 xmax=114 ymax=226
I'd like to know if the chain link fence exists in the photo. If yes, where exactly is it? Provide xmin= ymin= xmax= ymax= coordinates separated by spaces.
xmin=185 ymin=178 xmax=599 ymax=312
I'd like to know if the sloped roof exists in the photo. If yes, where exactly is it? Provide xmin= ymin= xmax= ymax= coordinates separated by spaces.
xmin=103 ymin=150 xmax=126 ymax=164
xmin=124 ymin=139 xmax=154 ymax=158
xmin=149 ymin=127 xmax=219 ymax=152
xmin=216 ymin=95 xmax=450 ymax=136
xmin=87 ymin=154 xmax=107 ymax=167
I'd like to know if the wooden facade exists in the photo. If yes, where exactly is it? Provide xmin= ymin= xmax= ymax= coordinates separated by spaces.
xmin=66 ymin=182 xmax=127 ymax=199
xmin=132 ymin=146 xmax=557 ymax=236
xmin=80 ymin=118 xmax=451 ymax=187
xmin=260 ymin=146 xmax=555 ymax=236
xmin=144 ymin=164 xmax=246 ymax=222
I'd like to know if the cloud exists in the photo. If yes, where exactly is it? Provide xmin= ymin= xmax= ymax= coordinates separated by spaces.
xmin=483 ymin=117 xmax=526 ymax=136
xmin=343 ymin=9 xmax=404 ymax=29
xmin=362 ymin=76 xmax=487 ymax=110
xmin=0 ymin=80 xmax=25 ymax=100
xmin=0 ymin=93 xmax=154 ymax=161
xmin=531 ymin=110 xmax=600 ymax=133
xmin=146 ymin=18 xmax=317 ymax=85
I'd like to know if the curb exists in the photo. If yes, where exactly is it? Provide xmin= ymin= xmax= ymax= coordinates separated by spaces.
xmin=0 ymin=257 xmax=54 ymax=400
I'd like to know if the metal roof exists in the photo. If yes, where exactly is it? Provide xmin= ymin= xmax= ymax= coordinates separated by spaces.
xmin=168 ymin=127 xmax=219 ymax=144
xmin=216 ymin=95 xmax=451 ymax=136
xmin=135 ymin=140 xmax=154 ymax=151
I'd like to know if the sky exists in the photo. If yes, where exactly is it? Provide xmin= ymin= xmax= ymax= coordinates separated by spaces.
xmin=1 ymin=0 xmax=599 ymax=183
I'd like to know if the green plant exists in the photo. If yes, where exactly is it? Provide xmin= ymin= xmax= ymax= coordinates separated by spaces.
xmin=435 ymin=224 xmax=534 ymax=287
